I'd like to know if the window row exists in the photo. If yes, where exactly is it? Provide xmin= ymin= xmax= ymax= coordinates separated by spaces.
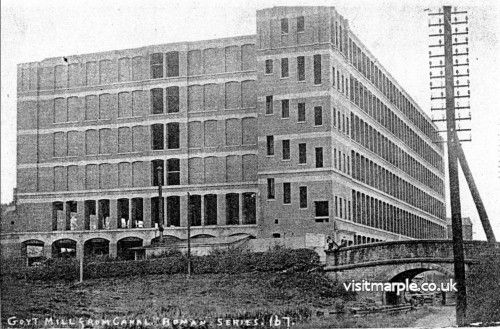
xmin=48 ymin=91 xmax=147 ymax=124
xmin=332 ymin=18 xmax=349 ymax=57
xmin=188 ymin=81 xmax=256 ymax=111
xmin=267 ymin=180 xmax=330 ymax=223
xmin=44 ymin=155 xmax=257 ymax=192
xmin=149 ymin=155 xmax=257 ymax=186
xmin=48 ymin=162 xmax=148 ymax=191
xmin=44 ymin=81 xmax=256 ymax=125
xmin=187 ymin=118 xmax=257 ymax=149
xmin=332 ymin=65 xmax=349 ymax=98
xmin=51 ymin=199 xmax=145 ymax=231
xmin=351 ymin=152 xmax=445 ymax=218
xmin=266 ymin=98 xmax=324 ymax=125
xmin=334 ymin=195 xmax=351 ymax=221
xmin=350 ymin=76 xmax=443 ymax=172
xmin=352 ymin=235 xmax=382 ymax=245
xmin=51 ymin=127 xmax=147 ymax=158
xmin=333 ymin=108 xmax=350 ymax=137
xmin=186 ymin=44 xmax=255 ymax=76
xmin=266 ymin=138 xmax=324 ymax=167
xmin=333 ymin=148 xmax=350 ymax=175
xmin=280 ymin=16 xmax=305 ymax=34
xmin=347 ymin=39 xmax=439 ymax=146
xmin=265 ymin=54 xmax=322 ymax=84
xmin=186 ymin=155 xmax=257 ymax=185
xmin=51 ymin=192 xmax=257 ymax=232
xmin=351 ymin=114 xmax=444 ymax=195
xmin=149 ymin=52 xmax=180 ymax=79
xmin=20 ymin=44 xmax=256 ymax=91
xmin=185 ymin=193 xmax=257 ymax=226
xmin=49 ymin=117 xmax=257 ymax=159
xmin=267 ymin=179 xmax=309 ymax=209
xmin=351 ymin=190 xmax=446 ymax=239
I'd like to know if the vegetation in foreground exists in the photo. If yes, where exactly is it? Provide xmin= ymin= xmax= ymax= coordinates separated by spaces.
xmin=2 ymin=271 xmax=354 ymax=328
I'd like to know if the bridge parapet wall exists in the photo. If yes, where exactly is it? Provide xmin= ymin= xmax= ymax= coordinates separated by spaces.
xmin=327 ymin=240 xmax=500 ymax=267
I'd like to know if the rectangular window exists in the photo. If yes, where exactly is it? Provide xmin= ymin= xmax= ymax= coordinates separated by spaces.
xmin=298 ymin=102 xmax=306 ymax=122
xmin=297 ymin=16 xmax=305 ymax=32
xmin=167 ymin=158 xmax=180 ymax=185
xmin=332 ymin=67 xmax=335 ymax=86
xmin=315 ymin=147 xmax=323 ymax=168
xmin=267 ymin=178 xmax=275 ymax=199
xmin=166 ymin=51 xmax=179 ymax=77
xmin=314 ymin=106 xmax=323 ymax=126
xmin=299 ymin=186 xmax=307 ymax=208
xmin=166 ymin=122 xmax=179 ymax=149
xmin=315 ymin=201 xmax=329 ymax=217
xmin=151 ymin=124 xmax=164 ymax=150
xmin=281 ymin=58 xmax=289 ymax=78
xmin=339 ymin=198 xmax=343 ymax=218
xmin=266 ymin=95 xmax=273 ymax=114
xmin=151 ymin=88 xmax=164 ymax=114
xmin=281 ymin=99 xmax=289 ymax=118
xmin=150 ymin=53 xmax=163 ymax=79
xmin=313 ymin=54 xmax=322 ymax=85
xmin=166 ymin=86 xmax=179 ymax=113
xmin=151 ymin=159 xmax=164 ymax=186
xmin=265 ymin=59 xmax=273 ymax=74
xmin=282 ymin=139 xmax=290 ymax=160
xmin=299 ymin=143 xmax=307 ymax=164
xmin=297 ymin=56 xmax=305 ymax=81
xmin=335 ymin=196 xmax=338 ymax=216
xmin=281 ymin=18 xmax=289 ymax=34
xmin=283 ymin=182 xmax=291 ymax=204
xmin=266 ymin=135 xmax=274 ymax=156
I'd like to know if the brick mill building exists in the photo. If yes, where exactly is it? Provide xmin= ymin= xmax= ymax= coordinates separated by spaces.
xmin=1 ymin=6 xmax=447 ymax=261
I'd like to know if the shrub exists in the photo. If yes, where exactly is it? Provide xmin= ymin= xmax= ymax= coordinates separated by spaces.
xmin=10 ymin=247 xmax=322 ymax=282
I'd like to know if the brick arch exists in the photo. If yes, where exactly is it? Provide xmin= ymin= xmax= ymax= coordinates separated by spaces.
xmin=84 ymin=237 xmax=110 ymax=258
xmin=117 ymin=236 xmax=143 ymax=260
xmin=151 ymin=234 xmax=182 ymax=245
xmin=46 ymin=233 xmax=83 ymax=245
xmin=21 ymin=239 xmax=45 ymax=246
xmin=52 ymin=238 xmax=78 ymax=258
xmin=115 ymin=231 xmax=152 ymax=242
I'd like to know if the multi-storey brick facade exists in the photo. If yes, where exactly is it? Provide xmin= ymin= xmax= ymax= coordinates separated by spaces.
xmin=2 ymin=6 xmax=446 ymax=260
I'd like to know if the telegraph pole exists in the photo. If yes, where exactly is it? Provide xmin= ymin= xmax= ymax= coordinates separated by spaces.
xmin=157 ymin=166 xmax=164 ymax=242
xmin=429 ymin=6 xmax=469 ymax=325
xmin=187 ymin=192 xmax=192 ymax=276
xmin=443 ymin=7 xmax=467 ymax=326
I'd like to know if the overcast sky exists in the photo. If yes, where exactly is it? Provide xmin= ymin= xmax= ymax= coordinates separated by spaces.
xmin=1 ymin=0 xmax=499 ymax=239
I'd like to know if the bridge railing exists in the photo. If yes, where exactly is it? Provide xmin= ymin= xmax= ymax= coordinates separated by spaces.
xmin=328 ymin=240 xmax=500 ymax=267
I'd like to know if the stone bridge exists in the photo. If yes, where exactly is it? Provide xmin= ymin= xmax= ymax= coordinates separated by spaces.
xmin=325 ymin=239 xmax=500 ymax=304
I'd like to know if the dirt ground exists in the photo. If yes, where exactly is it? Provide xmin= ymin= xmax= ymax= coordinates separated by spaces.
xmin=412 ymin=306 xmax=455 ymax=328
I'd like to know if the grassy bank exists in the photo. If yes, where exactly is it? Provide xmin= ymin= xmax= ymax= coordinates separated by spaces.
xmin=2 ymin=271 xmax=353 ymax=327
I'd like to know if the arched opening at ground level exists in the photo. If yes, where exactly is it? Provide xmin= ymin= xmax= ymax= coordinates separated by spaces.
xmin=52 ymin=239 xmax=77 ymax=258
xmin=384 ymin=264 xmax=454 ymax=305
xmin=117 ymin=237 xmax=143 ymax=260
xmin=21 ymin=239 xmax=45 ymax=266
xmin=84 ymin=238 xmax=110 ymax=258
